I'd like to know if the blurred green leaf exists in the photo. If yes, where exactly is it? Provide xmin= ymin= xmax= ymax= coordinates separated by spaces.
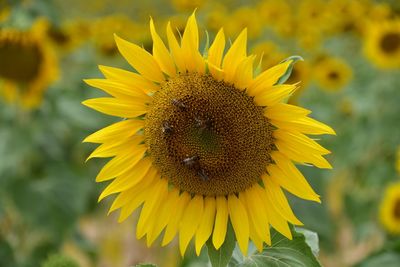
xmin=230 ymin=226 xmax=321 ymax=267
xmin=207 ymin=222 xmax=235 ymax=267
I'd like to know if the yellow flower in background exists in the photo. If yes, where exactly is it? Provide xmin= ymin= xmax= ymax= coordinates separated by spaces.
xmin=205 ymin=4 xmax=228 ymax=33
xmin=171 ymin=0 xmax=207 ymax=11
xmin=364 ymin=19 xmax=400 ymax=69
xmin=258 ymin=0 xmax=293 ymax=36
xmin=225 ymin=7 xmax=262 ymax=40
xmin=287 ymin=61 xmax=311 ymax=104
xmin=83 ymin=12 xmax=335 ymax=256
xmin=92 ymin=15 xmax=150 ymax=56
xmin=0 ymin=0 xmax=10 ymax=23
xmin=396 ymin=147 xmax=400 ymax=175
xmin=380 ymin=182 xmax=400 ymax=235
xmin=46 ymin=19 xmax=92 ymax=53
xmin=314 ymin=57 xmax=352 ymax=91
xmin=251 ymin=41 xmax=286 ymax=70
xmin=0 ymin=20 xmax=58 ymax=108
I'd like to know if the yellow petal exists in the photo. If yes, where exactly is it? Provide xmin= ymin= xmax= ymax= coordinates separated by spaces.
xmin=232 ymin=56 xmax=255 ymax=90
xmin=95 ymin=145 xmax=147 ymax=182
xmin=207 ymin=61 xmax=224 ymax=81
xmin=228 ymin=194 xmax=249 ymax=255
xmin=150 ymin=18 xmax=176 ymax=77
xmin=146 ymin=188 xmax=180 ymax=246
xmin=98 ymin=158 xmax=153 ymax=201
xmin=254 ymin=84 xmax=297 ymax=107
xmin=263 ymin=177 xmax=303 ymax=225
xmin=265 ymin=163 xmax=320 ymax=202
xmin=162 ymin=191 xmax=191 ymax=246
xmin=271 ymin=116 xmax=336 ymax=135
xmin=181 ymin=11 xmax=205 ymax=73
xmin=265 ymin=103 xmax=311 ymax=121
xmin=84 ymin=79 xmax=150 ymax=100
xmin=195 ymin=196 xmax=216 ymax=256
xmin=179 ymin=195 xmax=204 ymax=256
xmin=108 ymin=167 xmax=158 ymax=214
xmin=222 ymin=29 xmax=247 ymax=83
xmin=86 ymin=135 xmax=143 ymax=161
xmin=117 ymin=186 xmax=149 ymax=222
xmin=275 ymin=140 xmax=332 ymax=169
xmin=212 ymin=196 xmax=228 ymax=249
xmin=239 ymin=190 xmax=270 ymax=249
xmin=98 ymin=65 xmax=159 ymax=93
xmin=241 ymin=187 xmax=269 ymax=242
xmin=255 ymin=185 xmax=292 ymax=240
xmin=136 ymin=179 xmax=168 ymax=239
xmin=166 ymin=21 xmax=185 ymax=72
xmin=82 ymin=97 xmax=148 ymax=118
xmin=274 ymin=129 xmax=331 ymax=155
xmin=83 ymin=119 xmax=144 ymax=143
xmin=208 ymin=28 xmax=225 ymax=69
xmin=247 ymin=60 xmax=292 ymax=96
xmin=114 ymin=34 xmax=165 ymax=82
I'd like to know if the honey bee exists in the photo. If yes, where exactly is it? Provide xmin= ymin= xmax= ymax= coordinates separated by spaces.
xmin=197 ymin=168 xmax=209 ymax=181
xmin=171 ymin=98 xmax=186 ymax=110
xmin=195 ymin=116 xmax=212 ymax=131
xmin=182 ymin=155 xmax=209 ymax=181
xmin=161 ymin=121 xmax=173 ymax=134
xmin=182 ymin=155 xmax=199 ymax=168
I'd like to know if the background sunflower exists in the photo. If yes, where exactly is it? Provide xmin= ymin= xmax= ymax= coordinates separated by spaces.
xmin=0 ymin=1 xmax=400 ymax=267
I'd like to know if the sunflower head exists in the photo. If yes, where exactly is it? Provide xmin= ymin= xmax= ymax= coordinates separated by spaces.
xmin=364 ymin=19 xmax=400 ymax=69
xmin=83 ymin=12 xmax=335 ymax=256
xmin=380 ymin=182 xmax=400 ymax=235
xmin=0 ymin=20 xmax=58 ymax=108
xmin=314 ymin=57 xmax=352 ymax=91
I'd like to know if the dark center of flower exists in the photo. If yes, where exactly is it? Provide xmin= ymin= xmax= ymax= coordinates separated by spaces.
xmin=48 ymin=26 xmax=70 ymax=45
xmin=394 ymin=199 xmax=400 ymax=219
xmin=0 ymin=33 xmax=43 ymax=83
xmin=328 ymin=71 xmax=339 ymax=80
xmin=144 ymin=73 xmax=274 ymax=196
xmin=380 ymin=32 xmax=400 ymax=54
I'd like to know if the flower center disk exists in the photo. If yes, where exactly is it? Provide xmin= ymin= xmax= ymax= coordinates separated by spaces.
xmin=145 ymin=72 xmax=274 ymax=196
xmin=0 ymin=33 xmax=43 ymax=83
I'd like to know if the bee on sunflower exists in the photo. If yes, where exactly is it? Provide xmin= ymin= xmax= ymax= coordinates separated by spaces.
xmin=380 ymin=182 xmax=400 ymax=235
xmin=364 ymin=19 xmax=400 ymax=69
xmin=0 ymin=19 xmax=58 ymax=108
xmin=83 ymin=12 xmax=335 ymax=256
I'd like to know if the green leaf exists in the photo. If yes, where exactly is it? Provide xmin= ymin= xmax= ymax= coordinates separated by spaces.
xmin=276 ymin=55 xmax=304 ymax=85
xmin=207 ymin=222 xmax=236 ymax=267
xmin=230 ymin=226 xmax=321 ymax=267
xmin=356 ymin=252 xmax=400 ymax=267
xmin=133 ymin=264 xmax=157 ymax=267
xmin=295 ymin=227 xmax=319 ymax=256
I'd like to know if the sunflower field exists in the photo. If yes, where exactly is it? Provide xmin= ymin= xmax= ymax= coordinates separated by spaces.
xmin=1 ymin=0 xmax=400 ymax=267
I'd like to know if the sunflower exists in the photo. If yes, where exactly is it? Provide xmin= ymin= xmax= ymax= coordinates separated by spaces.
xmin=0 ymin=1 xmax=10 ymax=23
xmin=83 ymin=12 xmax=335 ymax=256
xmin=364 ymin=19 xmax=400 ymax=69
xmin=92 ymin=15 xmax=150 ymax=56
xmin=0 ymin=20 xmax=58 ymax=108
xmin=313 ymin=57 xmax=352 ymax=91
xmin=46 ymin=19 xmax=92 ymax=53
xmin=380 ymin=182 xmax=400 ymax=235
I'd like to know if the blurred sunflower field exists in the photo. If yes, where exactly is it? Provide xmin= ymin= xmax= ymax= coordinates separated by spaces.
xmin=1 ymin=0 xmax=400 ymax=266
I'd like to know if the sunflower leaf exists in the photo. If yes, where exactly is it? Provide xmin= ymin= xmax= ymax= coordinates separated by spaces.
xmin=230 ymin=226 xmax=321 ymax=267
xmin=276 ymin=55 xmax=304 ymax=85
xmin=206 ymin=222 xmax=236 ymax=267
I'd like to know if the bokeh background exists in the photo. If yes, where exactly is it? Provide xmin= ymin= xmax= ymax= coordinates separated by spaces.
xmin=1 ymin=0 xmax=400 ymax=266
